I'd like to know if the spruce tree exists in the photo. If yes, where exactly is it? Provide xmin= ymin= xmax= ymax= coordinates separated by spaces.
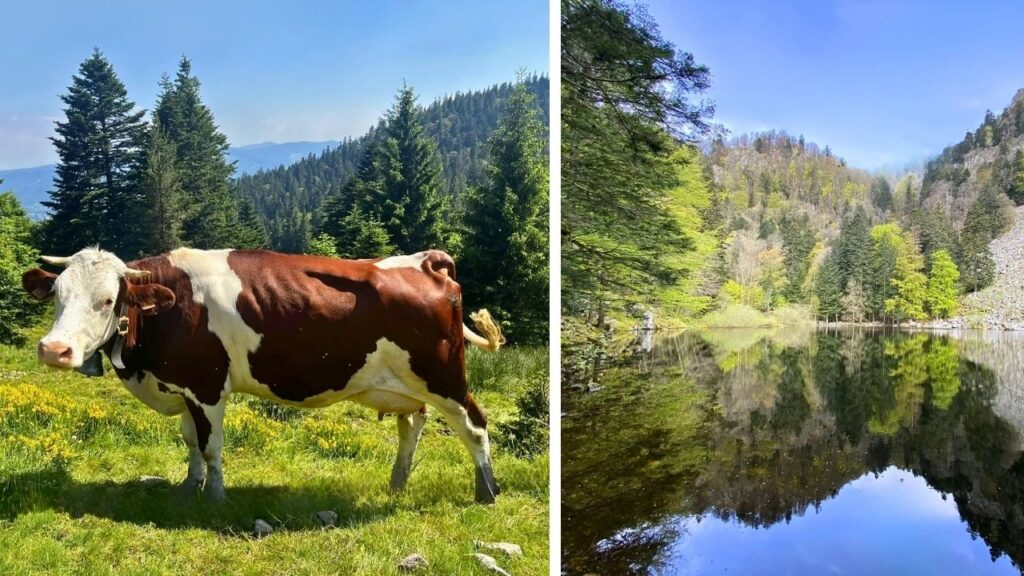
xmin=45 ymin=49 xmax=147 ymax=256
xmin=336 ymin=204 xmax=395 ymax=258
xmin=155 ymin=59 xmax=240 ymax=248
xmin=362 ymin=86 xmax=448 ymax=254
xmin=461 ymin=80 xmax=549 ymax=343
xmin=140 ymin=120 xmax=184 ymax=255
xmin=234 ymin=197 xmax=270 ymax=249
xmin=815 ymin=251 xmax=842 ymax=321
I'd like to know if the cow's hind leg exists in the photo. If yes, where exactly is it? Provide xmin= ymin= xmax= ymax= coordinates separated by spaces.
xmin=389 ymin=408 xmax=427 ymax=492
xmin=184 ymin=398 xmax=227 ymax=502
xmin=177 ymin=409 xmax=207 ymax=497
xmin=435 ymin=393 xmax=500 ymax=504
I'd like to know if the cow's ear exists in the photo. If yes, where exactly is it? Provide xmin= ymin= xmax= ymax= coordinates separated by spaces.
xmin=125 ymin=284 xmax=175 ymax=316
xmin=22 ymin=268 xmax=57 ymax=301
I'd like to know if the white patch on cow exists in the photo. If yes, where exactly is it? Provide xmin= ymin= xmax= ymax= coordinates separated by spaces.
xmin=294 ymin=338 xmax=429 ymax=413
xmin=168 ymin=248 xmax=264 ymax=401
xmin=373 ymin=251 xmax=430 ymax=270
xmin=122 ymin=371 xmax=187 ymax=416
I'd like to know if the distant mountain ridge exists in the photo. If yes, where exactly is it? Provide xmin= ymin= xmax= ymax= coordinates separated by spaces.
xmin=0 ymin=140 xmax=341 ymax=219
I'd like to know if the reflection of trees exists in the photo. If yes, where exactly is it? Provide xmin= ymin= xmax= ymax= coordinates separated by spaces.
xmin=562 ymin=329 xmax=1024 ymax=574
xmin=562 ymin=359 xmax=714 ymax=575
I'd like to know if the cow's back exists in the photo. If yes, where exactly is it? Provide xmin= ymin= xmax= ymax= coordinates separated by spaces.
xmin=220 ymin=249 xmax=465 ymax=404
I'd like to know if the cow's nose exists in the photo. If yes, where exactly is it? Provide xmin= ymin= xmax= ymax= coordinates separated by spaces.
xmin=38 ymin=341 xmax=74 ymax=367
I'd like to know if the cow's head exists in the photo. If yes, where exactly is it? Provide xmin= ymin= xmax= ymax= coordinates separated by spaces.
xmin=21 ymin=248 xmax=175 ymax=370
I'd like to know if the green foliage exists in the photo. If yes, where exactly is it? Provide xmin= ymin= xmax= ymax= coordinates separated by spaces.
xmin=867 ymin=223 xmax=902 ymax=321
xmin=836 ymin=207 xmax=872 ymax=293
xmin=697 ymin=304 xmax=775 ymax=328
xmin=139 ymin=121 xmax=184 ymax=254
xmin=562 ymin=0 xmax=711 ymax=326
xmin=155 ymin=58 xmax=245 ymax=250
xmin=0 ymin=190 xmax=43 ymax=344
xmin=1010 ymin=149 xmax=1024 ymax=205
xmin=870 ymin=176 xmax=893 ymax=211
xmin=233 ymin=197 xmax=270 ymax=249
xmin=43 ymin=49 xmax=147 ymax=257
xmin=305 ymin=232 xmax=339 ymax=257
xmin=335 ymin=204 xmax=396 ymax=259
xmin=814 ymin=251 xmax=842 ymax=321
xmin=461 ymin=80 xmax=549 ymax=343
xmin=926 ymin=250 xmax=960 ymax=318
xmin=495 ymin=376 xmax=549 ymax=459
xmin=884 ymin=228 xmax=928 ymax=322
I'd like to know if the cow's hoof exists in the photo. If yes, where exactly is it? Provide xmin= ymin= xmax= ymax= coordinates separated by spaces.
xmin=203 ymin=483 xmax=226 ymax=503
xmin=474 ymin=463 xmax=499 ymax=504
xmin=175 ymin=477 xmax=203 ymax=500
xmin=389 ymin=463 xmax=411 ymax=492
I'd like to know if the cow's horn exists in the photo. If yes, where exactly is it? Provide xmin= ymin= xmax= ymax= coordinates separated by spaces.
xmin=124 ymin=268 xmax=150 ymax=279
xmin=39 ymin=255 xmax=71 ymax=267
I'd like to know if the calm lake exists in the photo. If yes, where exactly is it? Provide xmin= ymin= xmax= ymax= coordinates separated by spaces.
xmin=562 ymin=328 xmax=1024 ymax=575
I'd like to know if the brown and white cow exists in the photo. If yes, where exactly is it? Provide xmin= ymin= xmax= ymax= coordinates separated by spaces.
xmin=21 ymin=247 xmax=505 ymax=503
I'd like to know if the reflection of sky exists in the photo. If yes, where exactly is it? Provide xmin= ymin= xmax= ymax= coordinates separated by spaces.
xmin=663 ymin=467 xmax=1017 ymax=576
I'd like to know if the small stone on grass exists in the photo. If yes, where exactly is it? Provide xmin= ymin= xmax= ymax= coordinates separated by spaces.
xmin=397 ymin=553 xmax=429 ymax=571
xmin=474 ymin=553 xmax=511 ymax=575
xmin=252 ymin=519 xmax=273 ymax=538
xmin=475 ymin=541 xmax=523 ymax=557
xmin=316 ymin=510 xmax=338 ymax=527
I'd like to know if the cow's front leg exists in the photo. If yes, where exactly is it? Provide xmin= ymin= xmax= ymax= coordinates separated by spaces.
xmin=390 ymin=408 xmax=428 ymax=492
xmin=435 ymin=393 xmax=500 ymax=504
xmin=184 ymin=398 xmax=227 ymax=502
xmin=177 ymin=408 xmax=207 ymax=497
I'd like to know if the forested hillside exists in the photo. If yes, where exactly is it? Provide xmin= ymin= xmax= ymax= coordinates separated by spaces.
xmin=235 ymin=76 xmax=550 ymax=251
xmin=561 ymin=0 xmax=1024 ymax=349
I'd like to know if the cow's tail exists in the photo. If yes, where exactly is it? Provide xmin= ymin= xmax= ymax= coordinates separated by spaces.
xmin=463 ymin=309 xmax=505 ymax=352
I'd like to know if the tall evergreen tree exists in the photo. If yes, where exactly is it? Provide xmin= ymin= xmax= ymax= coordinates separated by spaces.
xmin=140 ymin=120 xmax=184 ymax=254
xmin=45 ymin=49 xmax=147 ymax=256
xmin=362 ymin=86 xmax=449 ymax=254
xmin=234 ymin=197 xmax=270 ymax=249
xmin=835 ymin=207 xmax=872 ymax=292
xmin=155 ymin=59 xmax=240 ymax=248
xmin=815 ymin=251 xmax=842 ymax=321
xmin=461 ymin=80 xmax=549 ymax=343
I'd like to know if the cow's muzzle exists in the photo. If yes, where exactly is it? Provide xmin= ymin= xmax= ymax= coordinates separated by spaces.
xmin=38 ymin=341 xmax=75 ymax=368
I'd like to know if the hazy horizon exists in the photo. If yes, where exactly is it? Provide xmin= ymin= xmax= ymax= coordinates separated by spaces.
xmin=0 ymin=0 xmax=548 ymax=170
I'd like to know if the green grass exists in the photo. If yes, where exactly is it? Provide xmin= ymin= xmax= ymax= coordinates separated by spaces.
xmin=0 ymin=322 xmax=549 ymax=575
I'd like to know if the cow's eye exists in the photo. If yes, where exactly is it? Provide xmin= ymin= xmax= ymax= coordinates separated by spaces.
xmin=104 ymin=298 xmax=114 ymax=307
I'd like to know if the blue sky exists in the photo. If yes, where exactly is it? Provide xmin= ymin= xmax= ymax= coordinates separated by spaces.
xmin=0 ymin=0 xmax=548 ymax=170
xmin=646 ymin=0 xmax=1024 ymax=170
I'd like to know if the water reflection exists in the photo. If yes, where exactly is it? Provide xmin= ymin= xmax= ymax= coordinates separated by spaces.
xmin=562 ymin=329 xmax=1024 ymax=575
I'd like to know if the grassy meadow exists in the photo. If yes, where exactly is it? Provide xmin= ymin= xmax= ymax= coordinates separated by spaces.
xmin=0 ymin=320 xmax=549 ymax=575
